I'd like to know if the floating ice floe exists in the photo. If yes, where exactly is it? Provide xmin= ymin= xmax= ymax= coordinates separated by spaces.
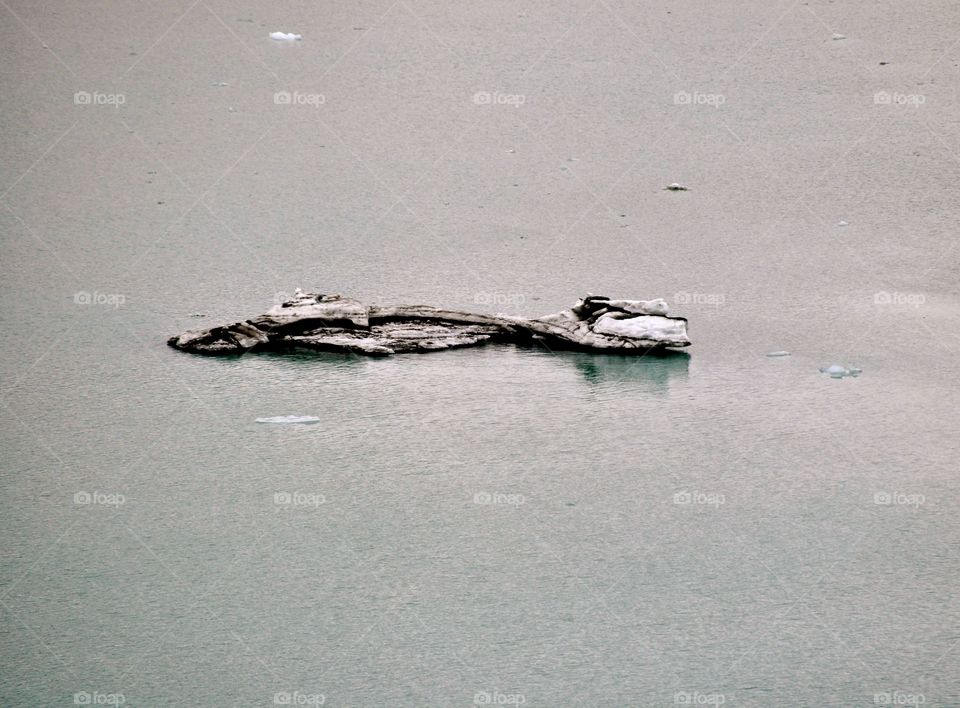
xmin=832 ymin=33 xmax=846 ymax=40
xmin=766 ymin=351 xmax=790 ymax=357
xmin=270 ymin=31 xmax=302 ymax=41
xmin=837 ymin=220 xmax=849 ymax=227
xmin=819 ymin=364 xmax=862 ymax=379
xmin=168 ymin=292 xmax=692 ymax=357
xmin=665 ymin=182 xmax=688 ymax=191
xmin=256 ymin=415 xmax=321 ymax=424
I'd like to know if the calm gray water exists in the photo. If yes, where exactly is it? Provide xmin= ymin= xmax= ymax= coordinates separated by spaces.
xmin=2 ymin=1 xmax=959 ymax=706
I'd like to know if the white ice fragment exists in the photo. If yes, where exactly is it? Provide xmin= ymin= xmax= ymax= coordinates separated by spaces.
xmin=270 ymin=31 xmax=302 ymax=41
xmin=256 ymin=415 xmax=320 ymax=424
xmin=766 ymin=351 xmax=790 ymax=357
xmin=832 ymin=33 xmax=846 ymax=40
xmin=212 ymin=81 xmax=228 ymax=87
xmin=665 ymin=182 xmax=688 ymax=191
xmin=837 ymin=220 xmax=849 ymax=227
xmin=592 ymin=313 xmax=687 ymax=342
xmin=819 ymin=364 xmax=861 ymax=379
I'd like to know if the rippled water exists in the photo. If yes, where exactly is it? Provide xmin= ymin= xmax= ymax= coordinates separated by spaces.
xmin=2 ymin=1 xmax=960 ymax=706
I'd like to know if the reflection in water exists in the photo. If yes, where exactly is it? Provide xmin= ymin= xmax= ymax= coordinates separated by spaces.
xmin=560 ymin=349 xmax=690 ymax=392
xmin=200 ymin=349 xmax=368 ymax=371
xmin=194 ymin=343 xmax=689 ymax=394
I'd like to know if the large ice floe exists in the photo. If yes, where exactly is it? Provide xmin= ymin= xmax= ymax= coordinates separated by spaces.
xmin=168 ymin=292 xmax=691 ymax=357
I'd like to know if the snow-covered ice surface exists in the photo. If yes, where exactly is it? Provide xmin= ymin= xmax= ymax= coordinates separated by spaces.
xmin=603 ymin=298 xmax=670 ymax=316
xmin=255 ymin=415 xmax=320 ymax=424
xmin=592 ymin=314 xmax=688 ymax=342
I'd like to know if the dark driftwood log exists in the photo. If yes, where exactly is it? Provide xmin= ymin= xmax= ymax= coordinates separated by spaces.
xmin=167 ymin=292 xmax=691 ymax=357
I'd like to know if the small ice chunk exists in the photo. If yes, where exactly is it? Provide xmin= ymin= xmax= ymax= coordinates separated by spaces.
xmin=819 ymin=364 xmax=861 ymax=379
xmin=665 ymin=182 xmax=688 ymax=191
xmin=837 ymin=220 xmax=849 ymax=227
xmin=270 ymin=31 xmax=302 ymax=41
xmin=211 ymin=81 xmax=228 ymax=87
xmin=256 ymin=415 xmax=320 ymax=424
xmin=832 ymin=33 xmax=846 ymax=40
xmin=766 ymin=351 xmax=790 ymax=357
